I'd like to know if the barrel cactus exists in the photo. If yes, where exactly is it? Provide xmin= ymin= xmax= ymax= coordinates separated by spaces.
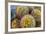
xmin=20 ymin=15 xmax=36 ymax=28
xmin=32 ymin=8 xmax=41 ymax=22
xmin=16 ymin=6 xmax=29 ymax=19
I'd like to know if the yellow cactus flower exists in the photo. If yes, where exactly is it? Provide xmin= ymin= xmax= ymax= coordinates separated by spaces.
xmin=12 ymin=19 xmax=16 ymax=28
xmin=16 ymin=6 xmax=23 ymax=14
xmin=33 ymin=9 xmax=41 ymax=16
